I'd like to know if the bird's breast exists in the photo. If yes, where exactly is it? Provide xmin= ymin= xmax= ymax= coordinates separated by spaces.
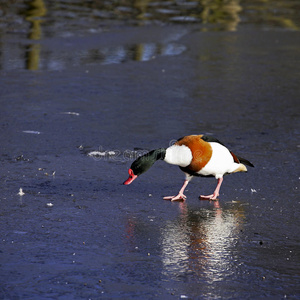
xmin=164 ymin=144 xmax=192 ymax=167
xmin=176 ymin=135 xmax=213 ymax=173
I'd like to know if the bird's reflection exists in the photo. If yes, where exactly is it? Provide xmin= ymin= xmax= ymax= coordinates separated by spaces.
xmin=161 ymin=201 xmax=245 ymax=281
xmin=125 ymin=200 xmax=245 ymax=282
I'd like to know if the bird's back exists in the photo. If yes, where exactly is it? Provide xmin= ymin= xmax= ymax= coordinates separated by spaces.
xmin=176 ymin=135 xmax=252 ymax=178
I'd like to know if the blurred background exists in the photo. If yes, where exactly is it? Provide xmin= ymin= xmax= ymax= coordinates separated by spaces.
xmin=0 ymin=0 xmax=299 ymax=71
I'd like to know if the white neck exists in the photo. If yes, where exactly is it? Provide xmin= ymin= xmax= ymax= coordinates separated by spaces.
xmin=164 ymin=145 xmax=192 ymax=167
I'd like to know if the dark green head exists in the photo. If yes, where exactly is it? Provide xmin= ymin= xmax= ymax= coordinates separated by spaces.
xmin=123 ymin=148 xmax=166 ymax=185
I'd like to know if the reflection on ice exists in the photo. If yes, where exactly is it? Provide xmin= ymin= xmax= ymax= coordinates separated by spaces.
xmin=0 ymin=0 xmax=189 ymax=71
xmin=1 ymin=38 xmax=186 ymax=71
xmin=23 ymin=41 xmax=187 ymax=71
xmin=161 ymin=202 xmax=245 ymax=282
xmin=2 ymin=0 xmax=298 ymax=71
xmin=123 ymin=201 xmax=245 ymax=284
xmin=100 ymin=42 xmax=186 ymax=66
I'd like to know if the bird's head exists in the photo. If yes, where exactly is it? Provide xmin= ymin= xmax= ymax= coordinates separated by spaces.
xmin=123 ymin=149 xmax=166 ymax=185
xmin=123 ymin=154 xmax=153 ymax=185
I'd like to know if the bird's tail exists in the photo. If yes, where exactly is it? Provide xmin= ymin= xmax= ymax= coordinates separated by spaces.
xmin=236 ymin=156 xmax=254 ymax=168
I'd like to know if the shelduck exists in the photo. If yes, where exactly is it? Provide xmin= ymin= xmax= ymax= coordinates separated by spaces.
xmin=123 ymin=135 xmax=254 ymax=201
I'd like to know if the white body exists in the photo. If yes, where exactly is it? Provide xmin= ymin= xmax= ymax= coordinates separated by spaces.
xmin=198 ymin=142 xmax=240 ymax=179
xmin=165 ymin=142 xmax=241 ymax=179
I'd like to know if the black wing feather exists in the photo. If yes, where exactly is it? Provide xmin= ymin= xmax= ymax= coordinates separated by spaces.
xmin=201 ymin=135 xmax=254 ymax=167
xmin=201 ymin=135 xmax=226 ymax=146
xmin=235 ymin=155 xmax=254 ymax=167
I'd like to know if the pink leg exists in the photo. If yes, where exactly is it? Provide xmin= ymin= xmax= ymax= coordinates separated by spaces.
xmin=200 ymin=177 xmax=223 ymax=200
xmin=163 ymin=179 xmax=189 ymax=201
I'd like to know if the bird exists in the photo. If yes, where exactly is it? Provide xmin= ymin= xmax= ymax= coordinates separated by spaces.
xmin=123 ymin=134 xmax=254 ymax=201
